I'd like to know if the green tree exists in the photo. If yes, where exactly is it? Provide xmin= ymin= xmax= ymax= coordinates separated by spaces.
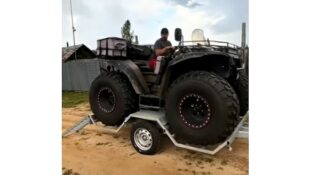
xmin=121 ymin=19 xmax=134 ymax=43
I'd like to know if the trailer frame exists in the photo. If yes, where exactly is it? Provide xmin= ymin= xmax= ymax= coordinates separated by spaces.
xmin=62 ymin=110 xmax=248 ymax=155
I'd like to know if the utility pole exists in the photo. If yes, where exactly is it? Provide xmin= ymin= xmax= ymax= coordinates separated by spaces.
xmin=241 ymin=23 xmax=246 ymax=65
xmin=241 ymin=23 xmax=246 ymax=50
xmin=69 ymin=0 xmax=77 ymax=60
xmin=135 ymin=35 xmax=139 ymax=44
xmin=69 ymin=0 xmax=76 ymax=46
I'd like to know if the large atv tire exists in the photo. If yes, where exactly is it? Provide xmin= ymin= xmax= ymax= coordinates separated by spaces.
xmin=166 ymin=71 xmax=239 ymax=145
xmin=234 ymin=70 xmax=249 ymax=116
xmin=89 ymin=72 xmax=138 ymax=125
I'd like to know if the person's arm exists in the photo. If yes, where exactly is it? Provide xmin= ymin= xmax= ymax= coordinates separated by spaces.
xmin=155 ymin=46 xmax=172 ymax=56
xmin=154 ymin=40 xmax=173 ymax=56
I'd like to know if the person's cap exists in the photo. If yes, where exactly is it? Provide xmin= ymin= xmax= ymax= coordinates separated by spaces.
xmin=161 ymin=28 xmax=169 ymax=35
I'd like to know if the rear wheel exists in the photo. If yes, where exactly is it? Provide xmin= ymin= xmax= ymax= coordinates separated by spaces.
xmin=166 ymin=71 xmax=239 ymax=145
xmin=89 ymin=72 xmax=138 ymax=125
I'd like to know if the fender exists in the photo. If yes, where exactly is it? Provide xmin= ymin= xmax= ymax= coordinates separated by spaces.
xmin=168 ymin=51 xmax=235 ymax=79
xmin=157 ymin=51 xmax=236 ymax=96
xmin=168 ymin=51 xmax=233 ymax=68
xmin=98 ymin=59 xmax=150 ymax=94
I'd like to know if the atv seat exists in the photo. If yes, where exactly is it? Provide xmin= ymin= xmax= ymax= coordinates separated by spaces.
xmin=127 ymin=44 xmax=154 ymax=61
xmin=134 ymin=60 xmax=154 ymax=73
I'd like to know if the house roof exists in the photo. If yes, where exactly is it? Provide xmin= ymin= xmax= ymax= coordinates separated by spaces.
xmin=62 ymin=44 xmax=95 ymax=62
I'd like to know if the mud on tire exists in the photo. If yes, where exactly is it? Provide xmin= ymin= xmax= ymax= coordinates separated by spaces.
xmin=166 ymin=71 xmax=240 ymax=145
xmin=89 ymin=72 xmax=138 ymax=125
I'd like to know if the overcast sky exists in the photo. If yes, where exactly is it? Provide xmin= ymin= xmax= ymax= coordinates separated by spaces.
xmin=62 ymin=0 xmax=248 ymax=49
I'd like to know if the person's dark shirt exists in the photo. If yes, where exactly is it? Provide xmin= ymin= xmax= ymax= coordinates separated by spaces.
xmin=153 ymin=38 xmax=172 ymax=56
xmin=154 ymin=38 xmax=172 ymax=50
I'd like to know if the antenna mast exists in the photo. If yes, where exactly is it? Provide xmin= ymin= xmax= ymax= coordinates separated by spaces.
xmin=69 ymin=0 xmax=76 ymax=46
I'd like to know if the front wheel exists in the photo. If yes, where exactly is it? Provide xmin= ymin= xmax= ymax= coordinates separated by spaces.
xmin=166 ymin=71 xmax=240 ymax=145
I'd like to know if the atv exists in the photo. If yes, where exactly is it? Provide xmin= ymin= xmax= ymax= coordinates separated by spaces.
xmin=89 ymin=28 xmax=248 ymax=145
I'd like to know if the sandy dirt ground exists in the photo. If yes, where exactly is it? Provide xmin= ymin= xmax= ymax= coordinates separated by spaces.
xmin=62 ymin=103 xmax=248 ymax=175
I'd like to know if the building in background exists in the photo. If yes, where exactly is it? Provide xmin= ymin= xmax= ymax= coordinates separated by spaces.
xmin=62 ymin=44 xmax=96 ymax=62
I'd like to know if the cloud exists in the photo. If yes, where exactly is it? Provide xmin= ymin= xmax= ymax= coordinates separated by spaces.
xmin=62 ymin=0 xmax=248 ymax=49
xmin=171 ymin=0 xmax=202 ymax=8
xmin=187 ymin=2 xmax=203 ymax=8
xmin=204 ymin=0 xmax=249 ymax=34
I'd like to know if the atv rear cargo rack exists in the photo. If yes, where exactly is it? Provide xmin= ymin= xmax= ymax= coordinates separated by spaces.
xmin=182 ymin=39 xmax=239 ymax=48
xmin=181 ymin=39 xmax=241 ymax=57
xmin=63 ymin=110 xmax=248 ymax=155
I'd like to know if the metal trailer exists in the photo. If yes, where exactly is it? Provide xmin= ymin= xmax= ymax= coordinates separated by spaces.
xmin=63 ymin=110 xmax=248 ymax=155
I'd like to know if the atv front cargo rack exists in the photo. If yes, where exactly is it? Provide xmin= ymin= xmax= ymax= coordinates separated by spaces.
xmin=63 ymin=110 xmax=248 ymax=155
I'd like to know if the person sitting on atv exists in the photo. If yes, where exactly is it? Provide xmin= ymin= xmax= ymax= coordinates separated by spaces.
xmin=149 ymin=28 xmax=174 ymax=72
xmin=154 ymin=28 xmax=174 ymax=56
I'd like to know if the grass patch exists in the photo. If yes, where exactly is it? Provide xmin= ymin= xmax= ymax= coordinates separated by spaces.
xmin=62 ymin=91 xmax=88 ymax=108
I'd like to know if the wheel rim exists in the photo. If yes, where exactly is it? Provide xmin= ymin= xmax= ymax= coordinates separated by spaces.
xmin=177 ymin=93 xmax=211 ymax=129
xmin=97 ymin=87 xmax=116 ymax=113
xmin=133 ymin=128 xmax=153 ymax=151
